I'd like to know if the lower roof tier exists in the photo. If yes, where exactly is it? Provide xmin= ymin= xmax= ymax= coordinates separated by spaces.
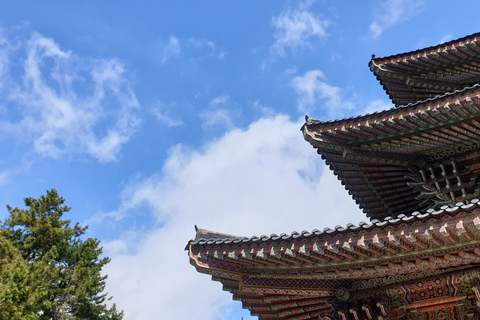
xmin=188 ymin=202 xmax=480 ymax=319
xmin=302 ymin=85 xmax=480 ymax=220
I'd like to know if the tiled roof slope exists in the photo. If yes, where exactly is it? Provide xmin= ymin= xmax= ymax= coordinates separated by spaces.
xmin=188 ymin=199 xmax=479 ymax=246
xmin=302 ymin=85 xmax=480 ymax=220
xmin=369 ymin=32 xmax=480 ymax=107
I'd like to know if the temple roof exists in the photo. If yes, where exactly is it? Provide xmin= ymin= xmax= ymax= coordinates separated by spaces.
xmin=370 ymin=32 xmax=480 ymax=107
xmin=302 ymin=84 xmax=480 ymax=220
xmin=189 ymin=32 xmax=480 ymax=320
xmin=188 ymin=200 xmax=480 ymax=319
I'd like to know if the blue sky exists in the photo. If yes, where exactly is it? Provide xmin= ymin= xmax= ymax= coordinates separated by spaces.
xmin=1 ymin=1 xmax=480 ymax=319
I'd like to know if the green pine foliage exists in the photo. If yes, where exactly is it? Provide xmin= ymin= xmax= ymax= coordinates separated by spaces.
xmin=0 ymin=189 xmax=123 ymax=320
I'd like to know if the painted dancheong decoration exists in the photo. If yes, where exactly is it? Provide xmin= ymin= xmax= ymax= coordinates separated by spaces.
xmin=187 ymin=32 xmax=480 ymax=319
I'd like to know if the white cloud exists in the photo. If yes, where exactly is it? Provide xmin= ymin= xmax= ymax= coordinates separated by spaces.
xmin=152 ymin=110 xmax=183 ymax=127
xmin=102 ymin=114 xmax=365 ymax=320
xmin=369 ymin=0 xmax=426 ymax=39
xmin=416 ymin=33 xmax=454 ymax=53
xmin=439 ymin=33 xmax=453 ymax=44
xmin=199 ymin=95 xmax=236 ymax=130
xmin=0 ymin=34 xmax=9 ymax=91
xmin=102 ymin=239 xmax=128 ymax=256
xmin=0 ymin=32 xmax=140 ymax=163
xmin=189 ymin=38 xmax=215 ymax=51
xmin=271 ymin=2 xmax=329 ymax=56
xmin=0 ymin=170 xmax=9 ymax=186
xmin=362 ymin=99 xmax=394 ymax=115
xmin=209 ymin=95 xmax=229 ymax=107
xmin=0 ymin=158 xmax=34 ymax=187
xmin=369 ymin=22 xmax=383 ymax=39
xmin=290 ymin=69 xmax=354 ymax=116
xmin=161 ymin=36 xmax=181 ymax=64
xmin=200 ymin=108 xmax=235 ymax=130
xmin=150 ymin=103 xmax=183 ymax=127
xmin=252 ymin=99 xmax=275 ymax=117
xmin=160 ymin=35 xmax=227 ymax=64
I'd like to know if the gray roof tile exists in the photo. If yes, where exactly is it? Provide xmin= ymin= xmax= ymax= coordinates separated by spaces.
xmin=188 ymin=199 xmax=480 ymax=247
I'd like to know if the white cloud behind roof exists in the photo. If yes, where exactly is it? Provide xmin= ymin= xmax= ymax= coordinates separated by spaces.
xmin=103 ymin=115 xmax=364 ymax=319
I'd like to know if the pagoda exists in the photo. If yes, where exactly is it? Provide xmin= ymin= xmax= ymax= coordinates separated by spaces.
xmin=187 ymin=33 xmax=480 ymax=319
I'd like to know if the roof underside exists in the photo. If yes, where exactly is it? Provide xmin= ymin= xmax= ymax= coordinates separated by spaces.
xmin=370 ymin=32 xmax=480 ymax=107
xmin=302 ymin=85 xmax=480 ymax=220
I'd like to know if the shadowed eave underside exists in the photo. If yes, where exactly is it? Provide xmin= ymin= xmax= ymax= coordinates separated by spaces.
xmin=302 ymin=85 xmax=480 ymax=220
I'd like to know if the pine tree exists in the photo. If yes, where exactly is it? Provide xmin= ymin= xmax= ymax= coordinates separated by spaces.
xmin=0 ymin=189 xmax=123 ymax=320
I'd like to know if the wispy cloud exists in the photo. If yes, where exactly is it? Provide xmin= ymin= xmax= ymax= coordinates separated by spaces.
xmin=0 ymin=159 xmax=34 ymax=187
xmin=160 ymin=36 xmax=181 ymax=64
xmin=0 ymin=31 xmax=140 ymax=163
xmin=439 ymin=33 xmax=453 ymax=44
xmin=362 ymin=99 xmax=394 ymax=114
xmin=160 ymin=35 xmax=227 ymax=64
xmin=200 ymin=109 xmax=235 ymax=130
xmin=102 ymin=115 xmax=364 ymax=320
xmin=209 ymin=95 xmax=229 ymax=107
xmin=0 ymin=170 xmax=9 ymax=186
xmin=415 ymin=33 xmax=454 ymax=53
xmin=290 ymin=69 xmax=354 ymax=116
xmin=199 ymin=95 xmax=236 ymax=130
xmin=369 ymin=0 xmax=426 ymax=39
xmin=150 ymin=102 xmax=183 ymax=127
xmin=0 ymin=34 xmax=10 ymax=93
xmin=152 ymin=110 xmax=183 ymax=127
xmin=271 ymin=1 xmax=329 ymax=56
xmin=252 ymin=100 xmax=275 ymax=117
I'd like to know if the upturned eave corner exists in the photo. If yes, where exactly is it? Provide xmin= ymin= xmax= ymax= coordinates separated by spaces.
xmin=188 ymin=244 xmax=210 ymax=270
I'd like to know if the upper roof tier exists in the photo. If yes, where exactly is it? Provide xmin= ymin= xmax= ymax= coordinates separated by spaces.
xmin=302 ymin=84 xmax=480 ymax=220
xmin=370 ymin=32 xmax=480 ymax=107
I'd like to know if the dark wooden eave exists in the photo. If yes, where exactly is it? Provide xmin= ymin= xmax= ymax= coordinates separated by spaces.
xmin=302 ymin=85 xmax=480 ymax=220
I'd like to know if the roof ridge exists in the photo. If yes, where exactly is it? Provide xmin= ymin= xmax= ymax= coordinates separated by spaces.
xmin=302 ymin=83 xmax=480 ymax=127
xmin=370 ymin=32 xmax=480 ymax=63
xmin=188 ymin=200 xmax=480 ymax=246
